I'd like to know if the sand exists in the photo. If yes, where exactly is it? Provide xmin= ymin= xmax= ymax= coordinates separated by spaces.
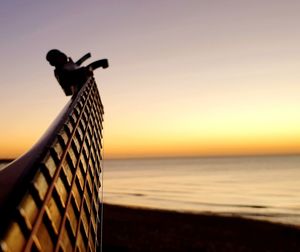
xmin=102 ymin=204 xmax=300 ymax=252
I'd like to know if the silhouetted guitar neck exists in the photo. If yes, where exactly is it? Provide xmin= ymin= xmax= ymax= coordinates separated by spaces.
xmin=0 ymin=78 xmax=104 ymax=252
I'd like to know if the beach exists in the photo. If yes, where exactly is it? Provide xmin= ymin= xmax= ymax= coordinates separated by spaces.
xmin=102 ymin=204 xmax=300 ymax=252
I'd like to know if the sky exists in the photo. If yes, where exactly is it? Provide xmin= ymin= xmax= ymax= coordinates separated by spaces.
xmin=0 ymin=1 xmax=300 ymax=159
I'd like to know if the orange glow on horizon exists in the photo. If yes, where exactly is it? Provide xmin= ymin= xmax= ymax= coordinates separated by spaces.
xmin=2 ymin=127 xmax=300 ymax=160
xmin=103 ymin=131 xmax=300 ymax=159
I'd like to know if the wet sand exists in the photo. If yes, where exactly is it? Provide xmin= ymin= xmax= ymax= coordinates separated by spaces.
xmin=102 ymin=204 xmax=300 ymax=252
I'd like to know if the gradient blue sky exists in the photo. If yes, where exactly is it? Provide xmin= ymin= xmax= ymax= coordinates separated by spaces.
xmin=1 ymin=1 xmax=300 ymax=158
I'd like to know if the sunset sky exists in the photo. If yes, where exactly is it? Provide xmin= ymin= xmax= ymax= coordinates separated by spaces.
xmin=1 ymin=1 xmax=300 ymax=159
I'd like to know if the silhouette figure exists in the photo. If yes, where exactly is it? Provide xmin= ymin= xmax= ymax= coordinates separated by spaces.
xmin=46 ymin=49 xmax=109 ymax=96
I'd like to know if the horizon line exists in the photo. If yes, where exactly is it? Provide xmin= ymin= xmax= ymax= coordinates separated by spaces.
xmin=2 ymin=152 xmax=300 ymax=163
xmin=103 ymin=152 xmax=300 ymax=161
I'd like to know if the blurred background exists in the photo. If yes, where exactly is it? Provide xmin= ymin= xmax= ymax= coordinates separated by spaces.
xmin=1 ymin=1 xmax=300 ymax=160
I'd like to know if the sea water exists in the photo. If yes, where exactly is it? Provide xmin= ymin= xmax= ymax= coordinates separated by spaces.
xmin=103 ymin=155 xmax=300 ymax=226
xmin=1 ymin=156 xmax=299 ymax=226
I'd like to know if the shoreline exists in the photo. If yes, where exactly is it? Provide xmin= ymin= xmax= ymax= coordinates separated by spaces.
xmin=103 ymin=203 xmax=300 ymax=252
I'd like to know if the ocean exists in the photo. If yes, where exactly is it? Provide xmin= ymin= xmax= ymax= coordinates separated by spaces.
xmin=103 ymin=155 xmax=300 ymax=226
xmin=1 ymin=155 xmax=299 ymax=226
